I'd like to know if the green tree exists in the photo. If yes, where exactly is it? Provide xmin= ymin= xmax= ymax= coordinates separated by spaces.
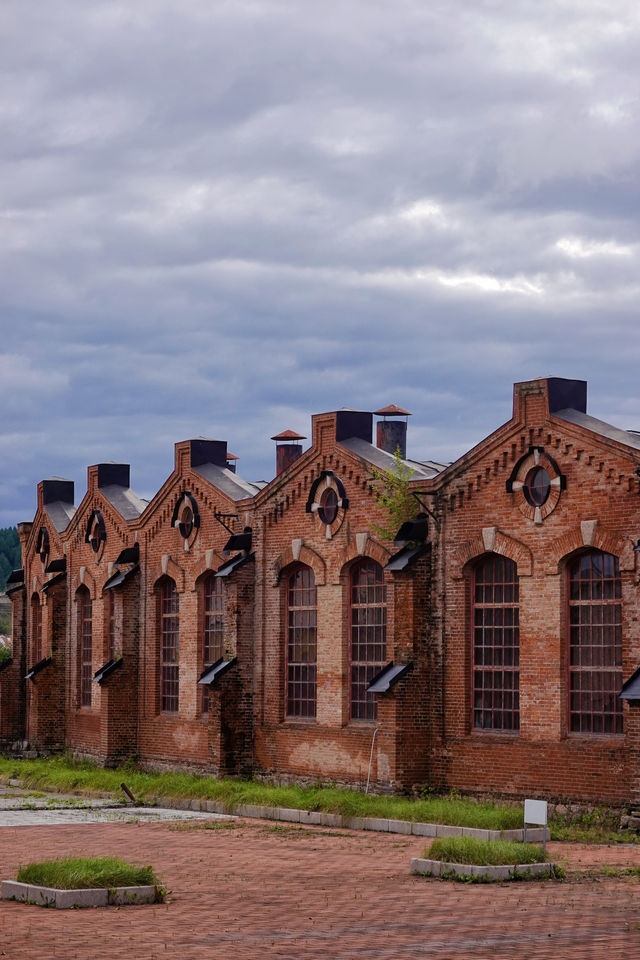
xmin=0 ymin=527 xmax=21 ymax=591
xmin=370 ymin=448 xmax=416 ymax=542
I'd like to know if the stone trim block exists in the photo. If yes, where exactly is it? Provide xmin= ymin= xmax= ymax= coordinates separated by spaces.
xmin=410 ymin=858 xmax=555 ymax=881
xmin=1 ymin=880 xmax=159 ymax=909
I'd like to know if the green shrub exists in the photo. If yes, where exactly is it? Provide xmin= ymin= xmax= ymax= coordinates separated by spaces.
xmin=17 ymin=856 xmax=158 ymax=890
xmin=427 ymin=836 xmax=546 ymax=866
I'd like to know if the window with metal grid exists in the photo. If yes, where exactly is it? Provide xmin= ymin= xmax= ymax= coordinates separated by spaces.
xmin=78 ymin=588 xmax=92 ymax=708
xmin=350 ymin=560 xmax=386 ymax=721
xmin=160 ymin=579 xmax=179 ymax=713
xmin=107 ymin=590 xmax=116 ymax=660
xmin=287 ymin=565 xmax=317 ymax=718
xmin=31 ymin=593 xmax=41 ymax=663
xmin=473 ymin=554 xmax=519 ymax=731
xmin=568 ymin=550 xmax=622 ymax=735
xmin=202 ymin=575 xmax=225 ymax=714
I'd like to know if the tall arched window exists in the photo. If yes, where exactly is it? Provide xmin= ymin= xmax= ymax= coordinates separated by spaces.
xmin=568 ymin=550 xmax=622 ymax=735
xmin=472 ymin=554 xmax=519 ymax=731
xmin=31 ymin=593 xmax=42 ymax=664
xmin=202 ymin=574 xmax=224 ymax=714
xmin=350 ymin=560 xmax=386 ymax=721
xmin=159 ymin=579 xmax=179 ymax=713
xmin=286 ymin=565 xmax=317 ymax=718
xmin=106 ymin=589 xmax=116 ymax=661
xmin=77 ymin=587 xmax=92 ymax=708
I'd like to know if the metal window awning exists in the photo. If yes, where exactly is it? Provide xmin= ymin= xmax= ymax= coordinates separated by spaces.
xmin=6 ymin=568 xmax=24 ymax=586
xmin=222 ymin=531 xmax=252 ymax=553
xmin=215 ymin=553 xmax=254 ymax=578
xmin=393 ymin=517 xmax=428 ymax=545
xmin=45 ymin=557 xmax=66 ymax=574
xmin=197 ymin=656 xmax=237 ymax=686
xmin=619 ymin=666 xmax=640 ymax=700
xmin=93 ymin=658 xmax=123 ymax=684
xmin=0 ymin=658 xmax=13 ymax=674
xmin=115 ymin=544 xmax=139 ymax=565
xmin=103 ymin=564 xmax=139 ymax=591
xmin=367 ymin=661 xmax=413 ymax=694
xmin=41 ymin=572 xmax=66 ymax=593
xmin=384 ymin=544 xmax=426 ymax=572
xmin=25 ymin=656 xmax=52 ymax=682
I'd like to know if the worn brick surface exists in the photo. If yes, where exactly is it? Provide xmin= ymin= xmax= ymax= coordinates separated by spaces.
xmin=0 ymin=820 xmax=639 ymax=959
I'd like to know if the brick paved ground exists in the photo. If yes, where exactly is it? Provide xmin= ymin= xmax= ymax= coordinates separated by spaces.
xmin=0 ymin=818 xmax=639 ymax=960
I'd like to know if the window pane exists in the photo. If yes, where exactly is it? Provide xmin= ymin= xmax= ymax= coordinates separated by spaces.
xmin=472 ymin=555 xmax=519 ymax=732
xmin=287 ymin=565 xmax=317 ymax=718
xmin=350 ymin=560 xmax=386 ymax=721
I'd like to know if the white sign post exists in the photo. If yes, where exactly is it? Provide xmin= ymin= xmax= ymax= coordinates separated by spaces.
xmin=524 ymin=799 xmax=548 ymax=853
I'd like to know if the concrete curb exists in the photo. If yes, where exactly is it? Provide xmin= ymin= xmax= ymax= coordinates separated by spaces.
xmin=1 ymin=880 xmax=160 ymax=909
xmin=155 ymin=796 xmax=549 ymax=842
xmin=410 ymin=857 xmax=555 ymax=881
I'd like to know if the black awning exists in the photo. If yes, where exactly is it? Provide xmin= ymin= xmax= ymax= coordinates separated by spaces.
xmin=103 ymin=564 xmax=139 ymax=591
xmin=45 ymin=557 xmax=66 ymax=574
xmin=619 ymin=666 xmax=640 ymax=700
xmin=0 ymin=658 xmax=13 ymax=674
xmin=6 ymin=582 xmax=25 ymax=596
xmin=25 ymin=656 xmax=52 ymax=681
xmin=222 ymin=530 xmax=252 ymax=553
xmin=41 ymin=572 xmax=66 ymax=593
xmin=93 ymin=658 xmax=123 ymax=684
xmin=384 ymin=544 xmax=426 ymax=572
xmin=394 ymin=517 xmax=428 ymax=545
xmin=6 ymin=568 xmax=24 ymax=585
xmin=115 ymin=544 xmax=140 ymax=565
xmin=215 ymin=552 xmax=254 ymax=578
xmin=367 ymin=661 xmax=413 ymax=694
xmin=197 ymin=656 xmax=237 ymax=686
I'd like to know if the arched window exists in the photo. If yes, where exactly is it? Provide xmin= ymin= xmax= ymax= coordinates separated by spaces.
xmin=31 ymin=593 xmax=42 ymax=664
xmin=202 ymin=574 xmax=225 ymax=714
xmin=568 ymin=550 xmax=622 ymax=735
xmin=106 ymin=589 xmax=116 ymax=661
xmin=472 ymin=554 xmax=519 ymax=731
xmin=350 ymin=560 xmax=386 ymax=721
xmin=159 ymin=579 xmax=179 ymax=713
xmin=77 ymin=587 xmax=92 ymax=708
xmin=286 ymin=565 xmax=317 ymax=718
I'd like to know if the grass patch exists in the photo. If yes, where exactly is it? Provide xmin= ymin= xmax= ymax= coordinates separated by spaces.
xmin=16 ymin=857 xmax=158 ymax=890
xmin=427 ymin=836 xmax=546 ymax=866
xmin=168 ymin=819 xmax=237 ymax=832
xmin=550 ymin=806 xmax=639 ymax=845
xmin=0 ymin=756 xmax=522 ymax=830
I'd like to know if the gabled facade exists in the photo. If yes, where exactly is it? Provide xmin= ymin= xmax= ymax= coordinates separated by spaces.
xmin=4 ymin=377 xmax=640 ymax=806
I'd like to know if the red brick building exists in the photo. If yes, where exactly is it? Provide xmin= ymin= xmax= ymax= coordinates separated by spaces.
xmin=3 ymin=377 xmax=640 ymax=806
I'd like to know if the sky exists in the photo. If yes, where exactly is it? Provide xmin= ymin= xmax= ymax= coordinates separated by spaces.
xmin=2 ymin=0 xmax=640 ymax=527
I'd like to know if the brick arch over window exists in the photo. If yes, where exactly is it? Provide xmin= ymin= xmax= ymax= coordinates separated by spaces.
xmin=470 ymin=553 xmax=520 ymax=732
xmin=272 ymin=544 xmax=326 ymax=586
xmin=284 ymin=563 xmax=317 ymax=719
xmin=155 ymin=576 xmax=179 ymax=714
xmin=349 ymin=558 xmax=387 ymax=721
xmin=76 ymin=585 xmax=93 ymax=709
xmin=338 ymin=538 xmax=390 ymax=583
xmin=546 ymin=522 xmax=633 ymax=575
xmin=452 ymin=529 xmax=532 ymax=580
xmin=567 ymin=549 xmax=623 ymax=736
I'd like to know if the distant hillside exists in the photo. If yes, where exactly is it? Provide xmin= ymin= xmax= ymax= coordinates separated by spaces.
xmin=0 ymin=527 xmax=21 ymax=592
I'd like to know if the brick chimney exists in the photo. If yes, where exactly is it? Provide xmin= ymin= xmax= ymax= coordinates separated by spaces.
xmin=374 ymin=405 xmax=411 ymax=459
xmin=272 ymin=430 xmax=306 ymax=475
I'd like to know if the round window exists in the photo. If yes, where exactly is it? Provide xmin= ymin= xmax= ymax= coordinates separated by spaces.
xmin=318 ymin=488 xmax=338 ymax=525
xmin=179 ymin=506 xmax=194 ymax=539
xmin=523 ymin=467 xmax=551 ymax=507
xmin=90 ymin=520 xmax=102 ymax=553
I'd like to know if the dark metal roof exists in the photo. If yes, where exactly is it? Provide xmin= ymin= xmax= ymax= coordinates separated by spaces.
xmin=93 ymin=658 xmax=123 ymax=684
xmin=5 ymin=582 xmax=24 ymax=596
xmin=271 ymin=429 xmax=306 ymax=441
xmin=555 ymin=408 xmax=640 ymax=452
xmin=367 ymin=661 xmax=413 ymax=694
xmin=222 ymin=530 xmax=252 ymax=553
xmin=195 ymin=461 xmax=263 ymax=501
xmin=41 ymin=572 xmax=66 ymax=593
xmin=215 ymin=553 xmax=253 ymax=578
xmin=45 ymin=557 xmax=67 ymax=574
xmin=25 ymin=656 xmax=52 ymax=681
xmin=103 ymin=564 xmax=139 ymax=591
xmin=45 ymin=500 xmax=76 ymax=533
xmin=101 ymin=485 xmax=147 ymax=520
xmin=6 ymin=568 xmax=24 ymax=585
xmin=115 ymin=544 xmax=140 ymax=565
xmin=374 ymin=404 xmax=412 ymax=417
xmin=197 ymin=656 xmax=237 ymax=686
xmin=338 ymin=436 xmax=441 ymax=480
xmin=619 ymin=666 xmax=640 ymax=700
xmin=385 ymin=544 xmax=427 ymax=572
xmin=394 ymin=517 xmax=428 ymax=544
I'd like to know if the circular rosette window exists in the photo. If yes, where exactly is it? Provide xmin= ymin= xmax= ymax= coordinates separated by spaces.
xmin=507 ymin=447 xmax=565 ymax=524
xmin=306 ymin=471 xmax=349 ymax=540
xmin=171 ymin=491 xmax=200 ymax=550
xmin=85 ymin=510 xmax=106 ymax=561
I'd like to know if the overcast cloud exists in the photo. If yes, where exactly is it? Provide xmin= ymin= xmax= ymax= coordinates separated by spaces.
xmin=2 ymin=0 xmax=640 ymax=527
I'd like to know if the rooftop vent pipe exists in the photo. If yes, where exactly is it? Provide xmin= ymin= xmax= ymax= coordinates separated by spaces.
xmin=272 ymin=430 xmax=306 ymax=476
xmin=374 ymin=405 xmax=411 ymax=459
